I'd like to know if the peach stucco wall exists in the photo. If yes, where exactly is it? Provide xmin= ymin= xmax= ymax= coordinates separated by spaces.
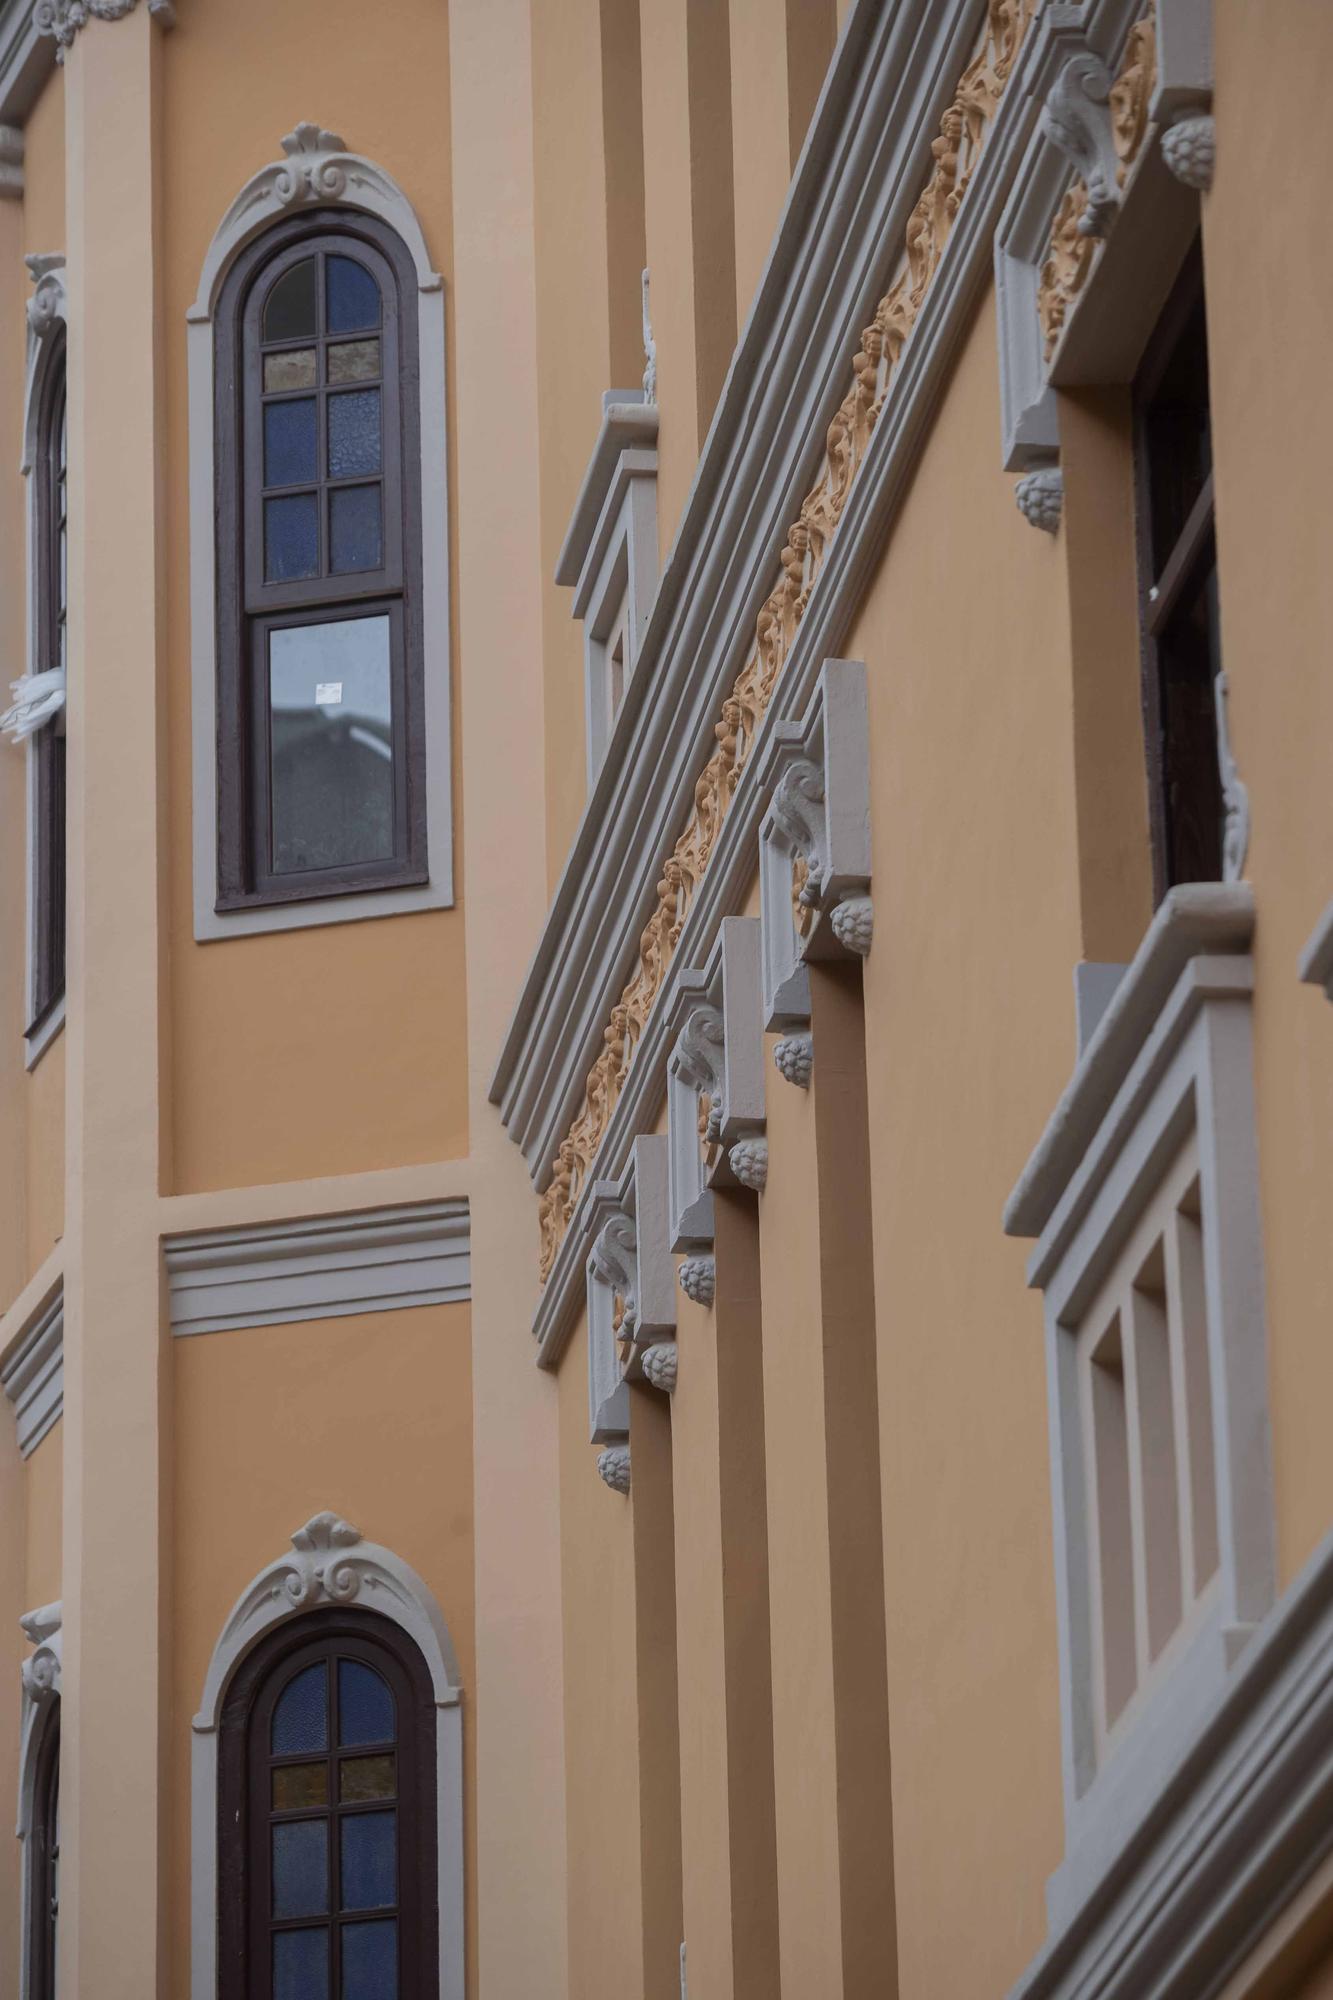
xmin=158 ymin=0 xmax=468 ymax=1194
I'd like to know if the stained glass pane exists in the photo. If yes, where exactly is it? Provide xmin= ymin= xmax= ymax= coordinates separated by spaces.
xmin=265 ymin=493 xmax=319 ymax=582
xmin=327 ymin=255 xmax=381 ymax=335
xmin=272 ymin=1663 xmax=329 ymax=1755
xmin=328 ymin=339 xmax=380 ymax=384
xmin=273 ymin=1762 xmax=330 ymax=1811
xmin=340 ymin=1755 xmax=395 ymax=1804
xmin=340 ymin=1811 xmax=396 ymax=1911
xmin=339 ymin=1660 xmax=396 ymax=1747
xmin=264 ymin=398 xmax=318 ymax=488
xmin=272 ymin=1819 xmax=329 ymax=1920
xmin=268 ymin=616 xmax=394 ymax=875
xmin=264 ymin=349 xmax=317 ymax=393
xmin=328 ymin=391 xmax=381 ymax=479
xmin=264 ymin=258 xmax=317 ymax=343
xmin=343 ymin=1919 xmax=398 ymax=2000
xmin=329 ymin=485 xmax=382 ymax=574
xmin=273 ymin=1927 xmax=330 ymax=2000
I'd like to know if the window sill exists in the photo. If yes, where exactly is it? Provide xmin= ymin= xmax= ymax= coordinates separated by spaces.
xmin=197 ymin=870 xmax=450 ymax=941
xmin=25 ymin=996 xmax=65 ymax=1072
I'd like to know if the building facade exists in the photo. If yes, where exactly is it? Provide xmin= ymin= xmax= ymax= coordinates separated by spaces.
xmin=1 ymin=0 xmax=1332 ymax=1996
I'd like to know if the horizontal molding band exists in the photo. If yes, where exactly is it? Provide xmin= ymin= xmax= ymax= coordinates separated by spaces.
xmin=165 ymin=1200 xmax=470 ymax=1337
xmin=0 ymin=1285 xmax=63 ymax=1457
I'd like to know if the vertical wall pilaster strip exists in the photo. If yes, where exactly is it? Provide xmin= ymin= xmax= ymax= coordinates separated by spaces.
xmin=630 ymin=1385 xmax=685 ymax=1999
xmin=60 ymin=9 xmax=168 ymax=1994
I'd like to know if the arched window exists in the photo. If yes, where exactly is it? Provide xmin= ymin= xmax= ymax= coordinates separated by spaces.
xmin=27 ymin=1700 xmax=60 ymax=2000
xmin=213 ymin=213 xmax=426 ymax=912
xmin=217 ymin=1609 xmax=438 ymax=2000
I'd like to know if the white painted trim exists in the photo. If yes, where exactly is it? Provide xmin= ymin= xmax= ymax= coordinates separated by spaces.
xmin=0 ymin=5 xmax=53 ymax=131
xmin=186 ymin=128 xmax=453 ymax=939
xmin=16 ymin=1599 xmax=60 ymax=2000
xmin=190 ymin=1513 xmax=464 ymax=2000
xmin=0 ymin=1284 xmax=62 ymax=1455
xmin=164 ymin=1198 xmax=470 ymax=1336
xmin=1298 ymin=896 xmax=1333 ymax=1000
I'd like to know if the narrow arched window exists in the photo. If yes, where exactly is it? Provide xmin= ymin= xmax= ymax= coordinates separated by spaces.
xmin=30 ymin=334 xmax=67 ymax=1034
xmin=28 ymin=1700 xmax=60 ymax=1999
xmin=218 ymin=1610 xmax=438 ymax=2000
xmin=214 ymin=215 xmax=426 ymax=911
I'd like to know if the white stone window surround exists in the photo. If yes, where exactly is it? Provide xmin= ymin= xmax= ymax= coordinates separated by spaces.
xmin=584 ymin=1133 xmax=676 ymax=1444
xmin=554 ymin=389 xmax=659 ymax=789
xmin=186 ymin=124 xmax=453 ymax=940
xmin=14 ymin=253 xmax=67 ymax=1066
xmin=994 ymin=0 xmax=1215 ymax=474
xmin=1 ymin=1279 xmax=63 ymax=1455
xmin=17 ymin=1599 xmax=60 ymax=2000
xmin=757 ymin=656 xmax=873 ymax=1029
xmin=1005 ymin=883 xmax=1274 ymax=1925
xmin=666 ymin=916 xmax=766 ymax=1252
xmin=190 ymin=1511 xmax=465 ymax=2000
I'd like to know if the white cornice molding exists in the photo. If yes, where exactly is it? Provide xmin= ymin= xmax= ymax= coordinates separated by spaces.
xmin=0 ymin=4 xmax=53 ymax=126
xmin=0 ymin=1284 xmax=62 ymax=1456
xmin=556 ymin=391 xmax=660 ymax=589
xmin=164 ymin=1199 xmax=470 ymax=1336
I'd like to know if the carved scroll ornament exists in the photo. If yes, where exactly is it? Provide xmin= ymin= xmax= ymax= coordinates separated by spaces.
xmin=536 ymin=0 xmax=1039 ymax=1282
xmin=36 ymin=0 xmax=175 ymax=59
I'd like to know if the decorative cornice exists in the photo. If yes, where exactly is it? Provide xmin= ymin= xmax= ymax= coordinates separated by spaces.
xmin=597 ymin=1445 xmax=631 ymax=1495
xmin=35 ymin=0 xmax=174 ymax=62
xmin=1015 ymin=465 xmax=1064 ymax=532
xmin=773 ymin=1033 xmax=813 ymax=1088
xmin=164 ymin=1199 xmax=469 ymax=1336
xmin=678 ymin=1255 xmax=715 ymax=1309
xmin=514 ymin=0 xmax=1039 ymax=1285
xmin=0 ymin=1287 xmax=62 ymax=1457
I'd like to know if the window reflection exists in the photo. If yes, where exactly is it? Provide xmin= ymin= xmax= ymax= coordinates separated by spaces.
xmin=269 ymin=616 xmax=393 ymax=874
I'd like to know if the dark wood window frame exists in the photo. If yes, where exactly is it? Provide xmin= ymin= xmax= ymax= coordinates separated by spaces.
xmin=214 ymin=211 xmax=427 ymax=913
xmin=28 ymin=1699 xmax=60 ymax=2000
xmin=1133 ymin=240 xmax=1223 ymax=903
xmin=30 ymin=330 xmax=67 ymax=1036
xmin=218 ymin=1607 xmax=439 ymax=2000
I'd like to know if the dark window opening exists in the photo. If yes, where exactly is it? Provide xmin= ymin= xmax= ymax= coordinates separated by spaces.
xmin=30 ymin=336 xmax=67 ymax=1035
xmin=218 ymin=1610 xmax=438 ymax=2000
xmin=29 ymin=1702 xmax=60 ymax=2000
xmin=1133 ymin=243 xmax=1223 ymax=901
xmin=214 ymin=215 xmax=426 ymax=912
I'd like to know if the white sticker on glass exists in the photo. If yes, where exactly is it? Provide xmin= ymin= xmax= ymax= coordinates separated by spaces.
xmin=315 ymin=681 xmax=343 ymax=706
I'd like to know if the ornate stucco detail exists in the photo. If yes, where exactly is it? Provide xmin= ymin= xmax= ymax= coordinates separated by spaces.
xmin=830 ymin=895 xmax=874 ymax=958
xmin=642 ymin=267 xmax=658 ymax=405
xmin=771 ymin=759 xmax=828 ymax=913
xmin=534 ymin=0 xmax=1038 ymax=1280
xmin=679 ymin=1255 xmax=716 ymax=1308
xmin=729 ymin=1137 xmax=769 ymax=1194
xmin=675 ymin=1003 xmax=727 ymax=1147
xmin=20 ymin=1601 xmax=62 ymax=1710
xmin=36 ymin=0 xmax=175 ymax=60
xmin=0 ymin=126 xmax=23 ymax=201
xmin=774 ymin=1033 xmax=814 ymax=1089
xmin=26 ymin=253 xmax=66 ymax=340
xmin=590 ymin=1210 xmax=639 ymax=1344
xmin=1215 ymin=672 xmax=1249 ymax=884
xmin=277 ymin=123 xmax=351 ymax=205
xmin=597 ymin=1445 xmax=632 ymax=1495
xmin=1161 ymin=114 xmax=1215 ymax=191
xmin=1036 ymin=17 xmax=1158 ymax=361
xmin=641 ymin=1343 xmax=678 ymax=1395
xmin=1015 ymin=466 xmax=1064 ymax=533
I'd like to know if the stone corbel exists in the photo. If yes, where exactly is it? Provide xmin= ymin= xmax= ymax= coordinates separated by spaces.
xmin=585 ymin=1180 xmax=636 ymax=1444
xmin=758 ymin=658 xmax=873 ymax=1027
xmin=597 ymin=1444 xmax=632 ymax=1495
xmin=666 ymin=917 xmax=766 ymax=1248
xmin=1041 ymin=54 xmax=1122 ymax=239
xmin=641 ymin=1343 xmax=678 ymax=1394
xmin=1015 ymin=466 xmax=1064 ymax=534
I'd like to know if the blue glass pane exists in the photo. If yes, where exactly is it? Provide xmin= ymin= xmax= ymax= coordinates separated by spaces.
xmin=328 ymin=390 xmax=381 ymax=479
xmin=264 ymin=398 xmax=317 ymax=488
xmin=339 ymin=1660 xmax=395 ymax=1747
xmin=265 ymin=493 xmax=319 ymax=582
xmin=272 ymin=1818 xmax=329 ymax=1919
xmin=264 ymin=258 xmax=317 ymax=343
xmin=340 ymin=1811 xmax=396 ymax=1911
xmin=273 ymin=1926 xmax=330 ymax=2000
xmin=343 ymin=1920 xmax=397 ymax=2000
xmin=327 ymin=255 xmax=381 ymax=335
xmin=329 ymin=485 xmax=382 ymax=574
xmin=272 ymin=1663 xmax=329 ymax=1755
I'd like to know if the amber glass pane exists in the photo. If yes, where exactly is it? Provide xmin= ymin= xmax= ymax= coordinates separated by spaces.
xmin=328 ymin=339 xmax=380 ymax=384
xmin=273 ymin=1761 xmax=331 ymax=1811
xmin=264 ymin=348 xmax=317 ymax=393
xmin=340 ymin=1754 xmax=396 ymax=1803
xmin=263 ymin=258 xmax=317 ymax=343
